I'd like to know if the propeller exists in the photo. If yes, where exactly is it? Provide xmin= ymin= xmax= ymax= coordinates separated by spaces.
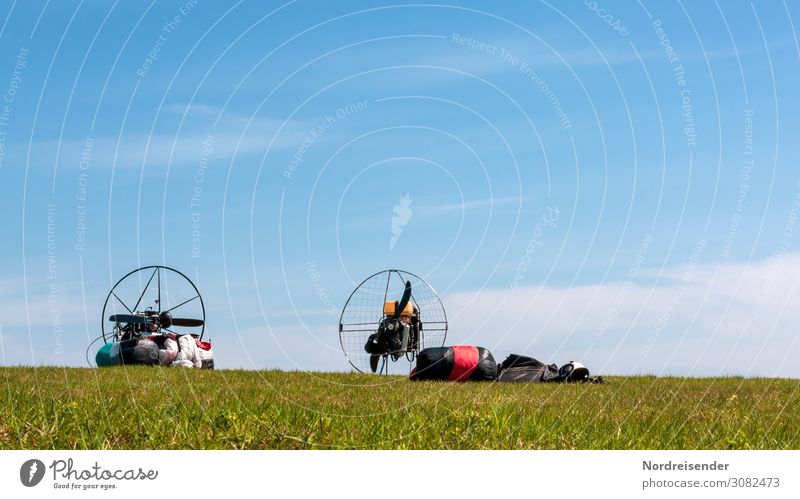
xmin=369 ymin=345 xmax=380 ymax=373
xmin=170 ymin=317 xmax=204 ymax=327
xmin=394 ymin=281 xmax=412 ymax=320
xmin=110 ymin=313 xmax=203 ymax=328
xmin=109 ymin=314 xmax=152 ymax=325
xmin=161 ymin=310 xmax=204 ymax=327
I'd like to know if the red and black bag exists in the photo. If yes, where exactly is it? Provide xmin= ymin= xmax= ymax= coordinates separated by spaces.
xmin=409 ymin=346 xmax=497 ymax=382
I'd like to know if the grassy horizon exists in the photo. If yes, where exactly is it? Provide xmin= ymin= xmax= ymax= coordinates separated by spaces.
xmin=1 ymin=367 xmax=798 ymax=449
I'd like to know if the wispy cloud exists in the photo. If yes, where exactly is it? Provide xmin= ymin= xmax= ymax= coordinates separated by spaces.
xmin=443 ymin=253 xmax=800 ymax=377
xmin=26 ymin=105 xmax=332 ymax=170
xmin=3 ymin=254 xmax=799 ymax=374
xmin=416 ymin=195 xmax=524 ymax=215
xmin=0 ymin=277 xmax=86 ymax=329
xmin=423 ymin=33 xmax=655 ymax=76
xmin=215 ymin=323 xmax=343 ymax=371
xmin=420 ymin=31 xmax=787 ymax=81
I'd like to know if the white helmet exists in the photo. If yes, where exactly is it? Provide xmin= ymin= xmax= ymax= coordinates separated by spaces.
xmin=559 ymin=361 xmax=590 ymax=382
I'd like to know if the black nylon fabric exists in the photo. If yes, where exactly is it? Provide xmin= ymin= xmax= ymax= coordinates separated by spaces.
xmin=118 ymin=339 xmax=159 ymax=366
xmin=410 ymin=346 xmax=454 ymax=380
xmin=472 ymin=347 xmax=498 ymax=381
xmin=410 ymin=346 xmax=497 ymax=381
xmin=410 ymin=350 xmax=602 ymax=383
xmin=496 ymin=354 xmax=565 ymax=382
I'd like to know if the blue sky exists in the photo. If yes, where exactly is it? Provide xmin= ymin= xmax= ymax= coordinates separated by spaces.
xmin=1 ymin=1 xmax=800 ymax=376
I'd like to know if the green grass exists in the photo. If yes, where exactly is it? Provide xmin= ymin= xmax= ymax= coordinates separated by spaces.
xmin=1 ymin=367 xmax=798 ymax=449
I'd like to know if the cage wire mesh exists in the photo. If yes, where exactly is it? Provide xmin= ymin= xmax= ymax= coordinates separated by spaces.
xmin=339 ymin=269 xmax=447 ymax=373
xmin=101 ymin=266 xmax=206 ymax=342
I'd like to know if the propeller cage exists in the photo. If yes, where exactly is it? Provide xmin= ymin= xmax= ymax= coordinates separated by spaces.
xmin=101 ymin=265 xmax=206 ymax=343
xmin=339 ymin=269 xmax=448 ymax=374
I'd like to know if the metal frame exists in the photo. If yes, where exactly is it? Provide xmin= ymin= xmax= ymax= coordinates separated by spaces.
xmin=338 ymin=269 xmax=448 ymax=373
xmin=100 ymin=265 xmax=206 ymax=342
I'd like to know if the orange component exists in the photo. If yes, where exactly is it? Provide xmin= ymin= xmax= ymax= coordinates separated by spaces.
xmin=384 ymin=300 xmax=413 ymax=317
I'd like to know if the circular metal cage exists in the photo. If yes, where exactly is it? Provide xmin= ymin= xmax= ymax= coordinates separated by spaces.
xmin=339 ymin=269 xmax=447 ymax=373
xmin=101 ymin=265 xmax=206 ymax=343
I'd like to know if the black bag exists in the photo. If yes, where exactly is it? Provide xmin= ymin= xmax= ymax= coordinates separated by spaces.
xmin=118 ymin=338 xmax=159 ymax=366
xmin=496 ymin=354 xmax=563 ymax=382
xmin=410 ymin=346 xmax=497 ymax=382
xmin=497 ymin=355 xmax=605 ymax=383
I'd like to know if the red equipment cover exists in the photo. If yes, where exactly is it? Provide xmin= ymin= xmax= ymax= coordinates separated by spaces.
xmin=448 ymin=345 xmax=479 ymax=381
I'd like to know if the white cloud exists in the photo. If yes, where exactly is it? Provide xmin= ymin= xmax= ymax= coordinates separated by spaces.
xmin=3 ymin=254 xmax=800 ymax=376
xmin=44 ymin=127 xmax=302 ymax=171
xmin=214 ymin=323 xmax=345 ymax=371
xmin=442 ymin=253 xmax=800 ymax=377
xmin=26 ymin=105 xmax=323 ymax=171
xmin=416 ymin=195 xmax=524 ymax=215
xmin=0 ymin=277 xmax=87 ymax=329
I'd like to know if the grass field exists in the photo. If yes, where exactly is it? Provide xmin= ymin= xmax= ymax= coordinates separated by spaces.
xmin=1 ymin=367 xmax=798 ymax=449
